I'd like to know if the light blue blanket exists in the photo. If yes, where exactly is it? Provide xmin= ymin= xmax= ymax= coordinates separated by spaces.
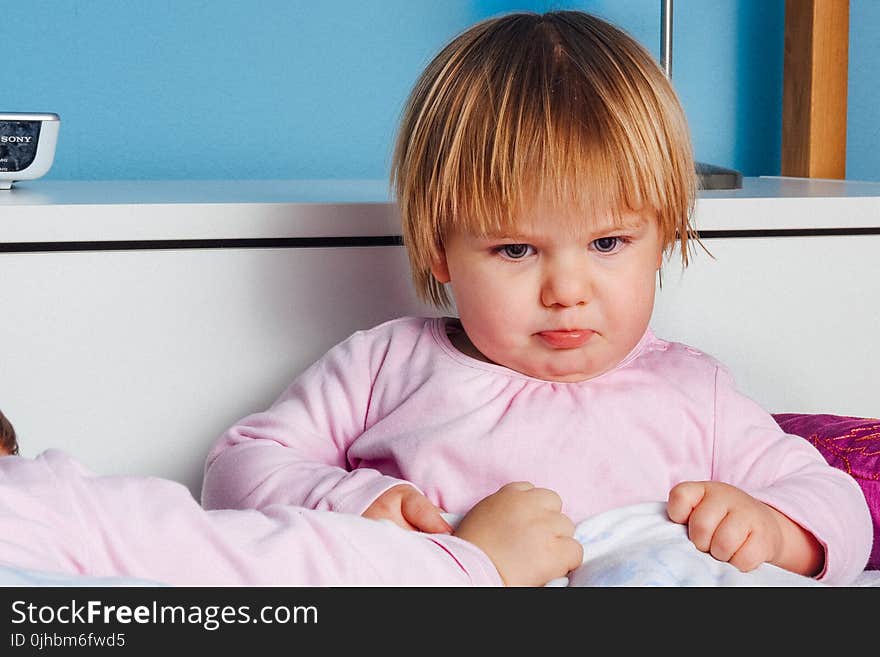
xmin=555 ymin=502 xmax=823 ymax=587
xmin=448 ymin=502 xmax=825 ymax=587
xmin=0 ymin=565 xmax=161 ymax=587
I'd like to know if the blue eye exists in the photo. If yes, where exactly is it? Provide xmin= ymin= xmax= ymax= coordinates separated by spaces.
xmin=593 ymin=237 xmax=620 ymax=253
xmin=498 ymin=244 xmax=533 ymax=259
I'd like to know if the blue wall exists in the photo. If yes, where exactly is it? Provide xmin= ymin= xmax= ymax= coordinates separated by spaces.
xmin=2 ymin=1 xmax=874 ymax=182
xmin=847 ymin=0 xmax=880 ymax=181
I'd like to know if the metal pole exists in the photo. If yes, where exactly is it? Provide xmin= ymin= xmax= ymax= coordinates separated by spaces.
xmin=660 ymin=0 xmax=742 ymax=188
xmin=660 ymin=0 xmax=673 ymax=79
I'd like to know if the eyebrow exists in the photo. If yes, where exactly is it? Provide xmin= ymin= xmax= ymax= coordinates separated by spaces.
xmin=484 ymin=221 xmax=645 ymax=240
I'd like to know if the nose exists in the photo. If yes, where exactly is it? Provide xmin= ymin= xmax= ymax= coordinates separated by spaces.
xmin=540 ymin=257 xmax=591 ymax=308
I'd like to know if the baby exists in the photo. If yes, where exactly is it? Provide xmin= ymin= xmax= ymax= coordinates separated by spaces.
xmin=201 ymin=10 xmax=872 ymax=584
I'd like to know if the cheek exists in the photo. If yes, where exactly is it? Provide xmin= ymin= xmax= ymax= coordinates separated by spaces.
xmin=629 ymin=275 xmax=658 ymax=328
xmin=605 ymin=267 xmax=657 ymax=324
xmin=450 ymin=270 xmax=528 ymax=340
xmin=455 ymin=277 xmax=518 ymax=327
xmin=470 ymin=306 xmax=514 ymax=342
xmin=450 ymin=262 xmax=516 ymax=307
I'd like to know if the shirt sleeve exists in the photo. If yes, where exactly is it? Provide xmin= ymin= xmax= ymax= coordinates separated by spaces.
xmin=201 ymin=329 xmax=414 ymax=516
xmin=0 ymin=450 xmax=502 ymax=586
xmin=709 ymin=365 xmax=873 ymax=585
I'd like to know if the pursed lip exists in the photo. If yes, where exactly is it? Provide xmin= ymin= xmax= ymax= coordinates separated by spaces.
xmin=536 ymin=328 xmax=595 ymax=349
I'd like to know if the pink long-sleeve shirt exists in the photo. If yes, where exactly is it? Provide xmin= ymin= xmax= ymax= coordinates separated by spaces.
xmin=0 ymin=449 xmax=501 ymax=586
xmin=202 ymin=316 xmax=873 ymax=585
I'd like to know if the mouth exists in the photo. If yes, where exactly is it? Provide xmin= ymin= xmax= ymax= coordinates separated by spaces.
xmin=536 ymin=329 xmax=595 ymax=349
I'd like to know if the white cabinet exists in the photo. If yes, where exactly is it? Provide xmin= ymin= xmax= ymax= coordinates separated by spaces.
xmin=2 ymin=177 xmax=878 ymax=494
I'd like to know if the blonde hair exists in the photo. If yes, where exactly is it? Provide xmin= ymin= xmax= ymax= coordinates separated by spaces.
xmin=391 ymin=10 xmax=699 ymax=308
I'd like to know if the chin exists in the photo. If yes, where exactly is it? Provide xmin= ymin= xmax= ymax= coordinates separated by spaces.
xmin=541 ymin=355 xmax=613 ymax=382
xmin=526 ymin=362 xmax=596 ymax=383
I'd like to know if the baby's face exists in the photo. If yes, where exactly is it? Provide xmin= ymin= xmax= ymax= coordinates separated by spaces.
xmin=431 ymin=199 xmax=663 ymax=382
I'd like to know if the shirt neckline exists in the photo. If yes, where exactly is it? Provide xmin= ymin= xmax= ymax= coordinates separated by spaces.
xmin=429 ymin=316 xmax=654 ymax=385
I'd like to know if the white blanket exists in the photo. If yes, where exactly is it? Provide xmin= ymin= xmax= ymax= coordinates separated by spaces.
xmin=551 ymin=502 xmax=824 ymax=587
xmin=448 ymin=502 xmax=825 ymax=587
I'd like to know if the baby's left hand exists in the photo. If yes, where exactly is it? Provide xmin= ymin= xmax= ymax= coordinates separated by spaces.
xmin=667 ymin=481 xmax=783 ymax=572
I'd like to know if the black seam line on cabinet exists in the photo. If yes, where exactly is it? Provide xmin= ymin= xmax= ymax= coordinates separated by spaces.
xmin=1 ymin=227 xmax=879 ymax=253
xmin=697 ymin=227 xmax=880 ymax=238
xmin=0 ymin=235 xmax=406 ymax=253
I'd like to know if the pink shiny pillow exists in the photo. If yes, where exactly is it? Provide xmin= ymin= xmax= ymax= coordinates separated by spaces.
xmin=773 ymin=413 xmax=880 ymax=569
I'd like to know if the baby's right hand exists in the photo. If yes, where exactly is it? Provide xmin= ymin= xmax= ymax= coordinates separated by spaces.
xmin=362 ymin=484 xmax=453 ymax=534
xmin=454 ymin=482 xmax=583 ymax=586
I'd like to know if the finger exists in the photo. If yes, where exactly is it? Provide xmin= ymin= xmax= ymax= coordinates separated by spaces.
xmin=528 ymin=486 xmax=563 ymax=511
xmin=402 ymin=492 xmax=452 ymax=534
xmin=666 ymin=481 xmax=706 ymax=524
xmin=708 ymin=512 xmax=749 ymax=564
xmin=421 ymin=510 xmax=454 ymax=534
xmin=500 ymin=481 xmax=534 ymax=492
xmin=562 ymin=537 xmax=585 ymax=572
xmin=395 ymin=517 xmax=419 ymax=532
xmin=686 ymin=500 xmax=729 ymax=553
xmin=728 ymin=533 xmax=766 ymax=573
xmin=546 ymin=511 xmax=577 ymax=538
xmin=365 ymin=512 xmax=417 ymax=532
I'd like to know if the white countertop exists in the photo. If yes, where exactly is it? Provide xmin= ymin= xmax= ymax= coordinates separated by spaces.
xmin=2 ymin=176 xmax=879 ymax=243
xmin=694 ymin=176 xmax=880 ymax=231
xmin=0 ymin=179 xmax=394 ymax=206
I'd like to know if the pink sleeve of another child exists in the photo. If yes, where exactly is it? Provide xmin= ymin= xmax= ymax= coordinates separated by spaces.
xmin=0 ymin=450 xmax=501 ymax=586
xmin=709 ymin=366 xmax=873 ymax=585
xmin=201 ymin=329 xmax=412 ymax=515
